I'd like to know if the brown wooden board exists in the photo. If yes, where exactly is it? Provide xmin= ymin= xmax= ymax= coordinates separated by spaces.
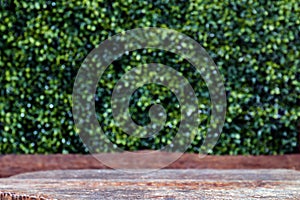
xmin=1 ymin=169 xmax=300 ymax=199
xmin=1 ymin=153 xmax=300 ymax=178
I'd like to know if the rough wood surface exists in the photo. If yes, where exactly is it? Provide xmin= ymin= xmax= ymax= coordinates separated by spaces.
xmin=1 ymin=153 xmax=300 ymax=178
xmin=0 ymin=192 xmax=49 ymax=200
xmin=1 ymin=169 xmax=300 ymax=199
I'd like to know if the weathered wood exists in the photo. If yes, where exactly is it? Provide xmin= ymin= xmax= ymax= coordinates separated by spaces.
xmin=1 ymin=169 xmax=300 ymax=199
xmin=0 ymin=192 xmax=49 ymax=200
xmin=1 ymin=153 xmax=300 ymax=178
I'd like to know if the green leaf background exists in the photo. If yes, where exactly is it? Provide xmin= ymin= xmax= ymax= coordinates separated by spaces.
xmin=0 ymin=0 xmax=299 ymax=155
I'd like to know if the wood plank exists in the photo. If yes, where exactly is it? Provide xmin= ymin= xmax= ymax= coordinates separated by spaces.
xmin=1 ymin=153 xmax=300 ymax=178
xmin=1 ymin=169 xmax=300 ymax=199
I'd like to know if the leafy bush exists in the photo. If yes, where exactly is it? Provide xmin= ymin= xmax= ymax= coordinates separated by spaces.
xmin=0 ymin=0 xmax=299 ymax=154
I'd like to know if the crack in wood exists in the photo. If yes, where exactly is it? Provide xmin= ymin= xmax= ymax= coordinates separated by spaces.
xmin=0 ymin=192 xmax=54 ymax=200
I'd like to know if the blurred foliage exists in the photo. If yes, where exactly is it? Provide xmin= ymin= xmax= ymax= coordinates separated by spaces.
xmin=0 ymin=0 xmax=299 ymax=155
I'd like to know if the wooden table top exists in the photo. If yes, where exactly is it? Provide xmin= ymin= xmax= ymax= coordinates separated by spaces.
xmin=1 ymin=169 xmax=300 ymax=199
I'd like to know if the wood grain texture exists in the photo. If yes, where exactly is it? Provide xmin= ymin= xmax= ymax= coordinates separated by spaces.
xmin=1 ymin=169 xmax=300 ymax=199
xmin=1 ymin=153 xmax=300 ymax=178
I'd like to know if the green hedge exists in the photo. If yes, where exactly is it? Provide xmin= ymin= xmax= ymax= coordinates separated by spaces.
xmin=1 ymin=0 xmax=299 ymax=155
